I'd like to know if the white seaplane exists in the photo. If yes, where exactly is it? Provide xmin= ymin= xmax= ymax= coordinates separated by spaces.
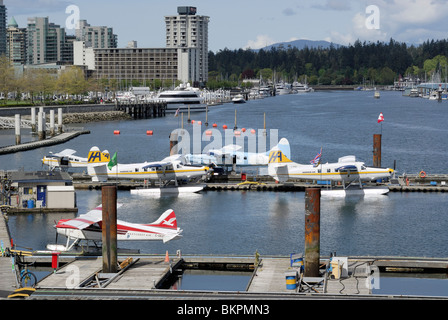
xmin=268 ymin=150 xmax=394 ymax=197
xmin=86 ymin=147 xmax=210 ymax=194
xmin=42 ymin=149 xmax=88 ymax=171
xmin=46 ymin=204 xmax=182 ymax=252
xmin=185 ymin=138 xmax=291 ymax=167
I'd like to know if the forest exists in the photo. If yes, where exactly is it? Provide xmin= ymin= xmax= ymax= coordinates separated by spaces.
xmin=207 ymin=38 xmax=448 ymax=88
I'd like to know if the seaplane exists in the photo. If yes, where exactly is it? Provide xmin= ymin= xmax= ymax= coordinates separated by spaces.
xmin=86 ymin=147 xmax=210 ymax=194
xmin=185 ymin=137 xmax=291 ymax=167
xmin=268 ymin=149 xmax=394 ymax=197
xmin=46 ymin=204 xmax=182 ymax=252
xmin=42 ymin=149 xmax=88 ymax=171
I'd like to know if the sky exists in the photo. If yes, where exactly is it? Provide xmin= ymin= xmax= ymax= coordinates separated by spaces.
xmin=5 ymin=0 xmax=448 ymax=52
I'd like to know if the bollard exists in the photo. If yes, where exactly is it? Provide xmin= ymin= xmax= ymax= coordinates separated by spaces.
xmin=102 ymin=185 xmax=118 ymax=273
xmin=51 ymin=251 xmax=60 ymax=273
xmin=373 ymin=134 xmax=382 ymax=168
xmin=304 ymin=188 xmax=321 ymax=277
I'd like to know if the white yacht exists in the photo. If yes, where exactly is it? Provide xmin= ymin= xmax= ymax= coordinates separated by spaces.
xmin=275 ymin=81 xmax=291 ymax=95
xmin=292 ymin=81 xmax=313 ymax=93
xmin=232 ymin=94 xmax=246 ymax=103
xmin=154 ymin=83 xmax=207 ymax=113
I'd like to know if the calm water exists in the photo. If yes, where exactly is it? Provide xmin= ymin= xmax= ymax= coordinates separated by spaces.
xmin=2 ymin=90 xmax=448 ymax=258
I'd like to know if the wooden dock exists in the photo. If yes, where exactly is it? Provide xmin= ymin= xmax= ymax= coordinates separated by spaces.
xmin=0 ymin=215 xmax=18 ymax=298
xmin=6 ymin=253 xmax=445 ymax=300
xmin=0 ymin=130 xmax=90 ymax=155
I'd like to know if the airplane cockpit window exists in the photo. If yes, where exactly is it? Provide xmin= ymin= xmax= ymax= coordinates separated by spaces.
xmin=361 ymin=165 xmax=366 ymax=170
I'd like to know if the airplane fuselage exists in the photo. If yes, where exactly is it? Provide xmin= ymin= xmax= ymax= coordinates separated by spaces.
xmin=42 ymin=156 xmax=88 ymax=169
xmin=272 ymin=162 xmax=393 ymax=182
xmin=56 ymin=220 xmax=182 ymax=242
xmin=89 ymin=162 xmax=209 ymax=181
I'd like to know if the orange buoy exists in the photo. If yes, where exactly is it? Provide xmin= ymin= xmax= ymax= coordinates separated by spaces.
xmin=223 ymin=125 xmax=228 ymax=129
xmin=146 ymin=130 xmax=153 ymax=135
xmin=212 ymin=123 xmax=218 ymax=127
xmin=113 ymin=130 xmax=120 ymax=135
xmin=191 ymin=120 xmax=195 ymax=124
xmin=205 ymin=130 xmax=212 ymax=136
xmin=197 ymin=121 xmax=202 ymax=125
xmin=242 ymin=128 xmax=246 ymax=132
xmin=250 ymin=129 xmax=256 ymax=134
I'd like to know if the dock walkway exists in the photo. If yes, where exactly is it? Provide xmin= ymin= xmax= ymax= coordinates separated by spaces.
xmin=0 ymin=130 xmax=90 ymax=155
xmin=0 ymin=215 xmax=18 ymax=297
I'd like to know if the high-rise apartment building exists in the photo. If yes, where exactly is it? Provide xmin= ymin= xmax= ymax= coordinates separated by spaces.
xmin=6 ymin=17 xmax=27 ymax=65
xmin=27 ymin=17 xmax=68 ymax=64
xmin=164 ymin=6 xmax=209 ymax=84
xmin=0 ymin=0 xmax=7 ymax=56
xmin=76 ymin=20 xmax=117 ymax=49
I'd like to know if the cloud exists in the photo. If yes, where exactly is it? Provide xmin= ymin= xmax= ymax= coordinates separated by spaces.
xmin=282 ymin=8 xmax=297 ymax=16
xmin=312 ymin=0 xmax=351 ymax=11
xmin=244 ymin=35 xmax=276 ymax=50
xmin=326 ymin=0 xmax=448 ymax=45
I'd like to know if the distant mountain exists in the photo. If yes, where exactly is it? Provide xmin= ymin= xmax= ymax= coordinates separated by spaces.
xmin=257 ymin=39 xmax=342 ymax=51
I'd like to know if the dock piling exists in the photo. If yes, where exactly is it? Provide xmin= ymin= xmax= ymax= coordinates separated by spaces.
xmin=15 ymin=114 xmax=21 ymax=145
xmin=170 ymin=132 xmax=178 ymax=156
xmin=304 ymin=188 xmax=321 ymax=277
xmin=373 ymin=134 xmax=382 ymax=167
xmin=102 ymin=185 xmax=118 ymax=273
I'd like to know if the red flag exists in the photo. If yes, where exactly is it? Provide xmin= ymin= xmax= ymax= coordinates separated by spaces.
xmin=377 ymin=112 xmax=384 ymax=123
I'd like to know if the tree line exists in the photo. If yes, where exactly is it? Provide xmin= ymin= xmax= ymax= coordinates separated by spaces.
xmin=208 ymin=38 xmax=448 ymax=87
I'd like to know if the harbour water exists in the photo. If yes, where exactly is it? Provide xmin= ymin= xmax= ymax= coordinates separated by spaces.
xmin=2 ymin=90 xmax=448 ymax=296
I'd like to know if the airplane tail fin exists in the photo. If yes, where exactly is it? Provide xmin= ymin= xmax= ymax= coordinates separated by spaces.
xmin=147 ymin=209 xmax=178 ymax=229
xmin=269 ymin=138 xmax=291 ymax=159
xmin=87 ymin=147 xmax=110 ymax=166
xmin=87 ymin=147 xmax=110 ymax=182
xmin=268 ymin=149 xmax=294 ymax=182
xmin=268 ymin=149 xmax=293 ymax=164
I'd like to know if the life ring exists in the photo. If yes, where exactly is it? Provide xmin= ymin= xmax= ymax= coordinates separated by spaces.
xmin=419 ymin=171 xmax=426 ymax=178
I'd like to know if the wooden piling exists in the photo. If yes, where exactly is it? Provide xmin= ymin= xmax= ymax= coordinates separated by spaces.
xmin=102 ymin=185 xmax=118 ymax=273
xmin=170 ymin=132 xmax=178 ymax=156
xmin=373 ymin=134 xmax=382 ymax=168
xmin=304 ymin=188 xmax=321 ymax=277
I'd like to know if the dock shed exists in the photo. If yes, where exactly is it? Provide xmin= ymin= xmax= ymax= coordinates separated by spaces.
xmin=8 ymin=171 xmax=76 ymax=211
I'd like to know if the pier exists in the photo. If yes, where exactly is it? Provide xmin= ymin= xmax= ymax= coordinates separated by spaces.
xmin=115 ymin=101 xmax=166 ymax=119
xmin=0 ymin=130 xmax=90 ymax=155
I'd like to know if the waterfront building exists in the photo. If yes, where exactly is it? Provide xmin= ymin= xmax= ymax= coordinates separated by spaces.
xmin=73 ymin=6 xmax=209 ymax=86
xmin=0 ymin=0 xmax=6 ymax=56
xmin=92 ymin=47 xmax=179 ymax=82
xmin=26 ymin=17 xmax=69 ymax=65
xmin=6 ymin=17 xmax=27 ymax=65
xmin=75 ymin=19 xmax=117 ymax=49
xmin=165 ymin=6 xmax=209 ymax=84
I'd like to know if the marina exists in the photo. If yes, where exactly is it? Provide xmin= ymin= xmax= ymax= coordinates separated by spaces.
xmin=1 ymin=90 xmax=448 ymax=301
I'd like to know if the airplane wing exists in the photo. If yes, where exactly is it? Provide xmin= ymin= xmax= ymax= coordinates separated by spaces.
xmin=208 ymin=144 xmax=242 ymax=156
xmin=56 ymin=204 xmax=123 ymax=230
xmin=52 ymin=149 xmax=77 ymax=157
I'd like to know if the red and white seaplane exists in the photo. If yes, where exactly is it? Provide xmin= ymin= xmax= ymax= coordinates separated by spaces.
xmin=46 ymin=204 xmax=182 ymax=252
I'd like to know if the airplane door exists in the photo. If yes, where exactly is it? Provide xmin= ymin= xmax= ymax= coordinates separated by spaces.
xmin=37 ymin=185 xmax=46 ymax=207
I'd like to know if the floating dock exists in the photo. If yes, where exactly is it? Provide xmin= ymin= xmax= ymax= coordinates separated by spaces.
xmin=0 ymin=130 xmax=90 ymax=155
xmin=2 ymin=211 xmax=448 ymax=300
xmin=3 ymin=252 xmax=448 ymax=300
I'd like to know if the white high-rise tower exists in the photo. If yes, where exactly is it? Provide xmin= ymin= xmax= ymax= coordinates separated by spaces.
xmin=165 ymin=6 xmax=209 ymax=84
